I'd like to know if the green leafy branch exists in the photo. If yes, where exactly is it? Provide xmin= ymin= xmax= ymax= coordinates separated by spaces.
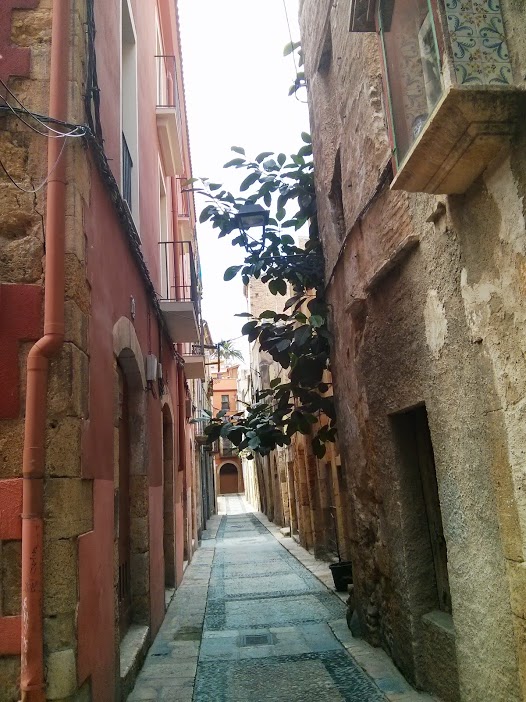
xmin=190 ymin=135 xmax=336 ymax=459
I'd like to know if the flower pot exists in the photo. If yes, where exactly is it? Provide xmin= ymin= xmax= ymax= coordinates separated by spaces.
xmin=329 ymin=561 xmax=353 ymax=592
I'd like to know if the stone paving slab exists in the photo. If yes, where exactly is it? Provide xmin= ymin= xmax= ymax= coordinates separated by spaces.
xmin=128 ymin=497 xmax=437 ymax=702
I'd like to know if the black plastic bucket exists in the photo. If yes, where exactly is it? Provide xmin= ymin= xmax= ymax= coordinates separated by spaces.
xmin=329 ymin=561 xmax=353 ymax=592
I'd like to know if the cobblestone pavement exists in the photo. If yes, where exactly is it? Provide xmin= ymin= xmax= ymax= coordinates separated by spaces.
xmin=128 ymin=496 xmax=436 ymax=702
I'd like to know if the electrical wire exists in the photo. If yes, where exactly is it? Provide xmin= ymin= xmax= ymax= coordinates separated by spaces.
xmin=0 ymin=79 xmax=86 ymax=138
xmin=0 ymin=137 xmax=68 ymax=194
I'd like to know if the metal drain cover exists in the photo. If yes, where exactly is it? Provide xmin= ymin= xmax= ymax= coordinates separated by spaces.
xmin=238 ymin=632 xmax=274 ymax=647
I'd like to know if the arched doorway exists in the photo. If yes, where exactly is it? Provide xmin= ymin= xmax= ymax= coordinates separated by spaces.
xmin=118 ymin=365 xmax=132 ymax=638
xmin=162 ymin=405 xmax=175 ymax=589
xmin=219 ymin=463 xmax=242 ymax=494
xmin=113 ymin=317 xmax=149 ymax=643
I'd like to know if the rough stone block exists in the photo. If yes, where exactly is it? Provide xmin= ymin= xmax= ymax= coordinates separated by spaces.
xmin=48 ymin=343 xmax=89 ymax=419
xmin=64 ymin=253 xmax=90 ymax=316
xmin=64 ymin=300 xmax=88 ymax=354
xmin=131 ymin=517 xmax=149 ymax=554
xmin=130 ymin=476 xmax=149 ymax=520
xmin=0 ymin=655 xmax=20 ymax=702
xmin=44 ymin=538 xmax=77 ymax=616
xmin=421 ymin=611 xmax=459 ymax=702
xmin=44 ymin=611 xmax=76 ymax=652
xmin=130 ymin=552 xmax=149 ymax=597
xmin=46 ymin=417 xmax=82 ymax=478
xmin=508 ymin=560 xmax=526 ymax=620
xmin=0 ymin=234 xmax=43 ymax=284
xmin=1 ymin=540 xmax=21 ymax=616
xmin=45 ymin=478 xmax=93 ymax=539
xmin=45 ymin=648 xmax=76 ymax=700
xmin=11 ymin=8 xmax=52 ymax=47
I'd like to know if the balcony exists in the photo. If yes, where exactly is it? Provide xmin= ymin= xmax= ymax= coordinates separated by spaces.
xmin=176 ymin=177 xmax=193 ymax=239
xmin=156 ymin=55 xmax=184 ymax=176
xmin=159 ymin=240 xmax=200 ymax=343
xmin=183 ymin=344 xmax=206 ymax=380
xmin=220 ymin=438 xmax=237 ymax=458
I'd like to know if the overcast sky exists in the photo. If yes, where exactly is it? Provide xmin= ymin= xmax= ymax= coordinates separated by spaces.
xmin=178 ymin=0 xmax=308 ymax=361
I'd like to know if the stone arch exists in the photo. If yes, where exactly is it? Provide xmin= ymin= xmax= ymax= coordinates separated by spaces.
xmin=161 ymin=401 xmax=175 ymax=589
xmin=112 ymin=316 xmax=150 ymax=639
xmin=218 ymin=461 xmax=244 ymax=495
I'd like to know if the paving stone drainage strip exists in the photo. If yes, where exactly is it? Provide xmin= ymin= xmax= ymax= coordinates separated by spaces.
xmin=238 ymin=633 xmax=275 ymax=647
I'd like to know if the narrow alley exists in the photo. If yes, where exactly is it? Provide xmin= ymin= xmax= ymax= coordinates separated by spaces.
xmin=128 ymin=497 xmax=433 ymax=702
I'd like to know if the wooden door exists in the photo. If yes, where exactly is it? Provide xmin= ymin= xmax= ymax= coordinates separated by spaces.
xmin=219 ymin=464 xmax=239 ymax=494
xmin=118 ymin=368 xmax=132 ymax=638
xmin=414 ymin=408 xmax=452 ymax=614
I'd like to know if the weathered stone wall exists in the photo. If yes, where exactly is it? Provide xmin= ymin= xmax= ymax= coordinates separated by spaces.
xmin=246 ymin=278 xmax=348 ymax=562
xmin=300 ymin=0 xmax=526 ymax=700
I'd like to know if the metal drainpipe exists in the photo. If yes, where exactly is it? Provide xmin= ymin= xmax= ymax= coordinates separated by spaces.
xmin=20 ymin=1 xmax=69 ymax=699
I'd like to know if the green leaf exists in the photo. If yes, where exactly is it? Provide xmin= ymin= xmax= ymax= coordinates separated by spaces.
xmin=259 ymin=310 xmax=277 ymax=319
xmin=301 ymin=132 xmax=311 ymax=144
xmin=263 ymin=159 xmax=278 ymax=172
xmin=269 ymin=278 xmax=287 ymax=296
xmin=240 ymin=172 xmax=260 ymax=191
xmin=277 ymin=153 xmax=286 ymax=166
xmin=224 ymin=265 xmax=242 ymax=281
xmin=208 ymin=183 xmax=222 ymax=190
xmin=283 ymin=40 xmax=301 ymax=56
xmin=312 ymin=438 xmax=326 ymax=459
xmin=217 ymin=410 xmax=227 ymax=418
xmin=270 ymin=377 xmax=282 ymax=388
xmin=241 ymin=320 xmax=258 ymax=335
xmin=231 ymin=146 xmax=246 ymax=155
xmin=294 ymin=325 xmax=311 ymax=347
xmin=281 ymin=234 xmax=295 ymax=245
xmin=199 ymin=205 xmax=214 ymax=223
xmin=275 ymin=339 xmax=291 ymax=352
xmin=235 ymin=312 xmax=253 ymax=318
xmin=223 ymin=158 xmax=245 ymax=168
xmin=309 ymin=315 xmax=324 ymax=328
xmin=276 ymin=208 xmax=286 ymax=222
xmin=255 ymin=151 xmax=273 ymax=163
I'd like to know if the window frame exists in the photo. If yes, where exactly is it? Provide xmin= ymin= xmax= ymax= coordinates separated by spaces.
xmin=376 ymin=0 xmax=443 ymax=169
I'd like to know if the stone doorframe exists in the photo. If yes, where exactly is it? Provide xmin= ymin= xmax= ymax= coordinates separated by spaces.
xmin=113 ymin=317 xmax=150 ymax=634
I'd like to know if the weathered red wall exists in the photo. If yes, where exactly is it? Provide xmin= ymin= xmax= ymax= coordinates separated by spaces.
xmin=0 ymin=284 xmax=42 ymax=419
xmin=76 ymin=0 xmax=187 ymax=696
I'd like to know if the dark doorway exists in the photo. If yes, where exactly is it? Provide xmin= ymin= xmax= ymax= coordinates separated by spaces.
xmin=391 ymin=405 xmax=451 ymax=613
xmin=118 ymin=367 xmax=132 ymax=639
xmin=162 ymin=406 xmax=175 ymax=589
xmin=219 ymin=463 xmax=239 ymax=494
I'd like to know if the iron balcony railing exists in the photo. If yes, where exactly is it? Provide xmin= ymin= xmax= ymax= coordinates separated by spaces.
xmin=189 ymin=344 xmax=205 ymax=356
xmin=159 ymin=239 xmax=199 ymax=309
xmin=176 ymin=178 xmax=191 ymax=219
xmin=155 ymin=55 xmax=183 ymax=136
xmin=122 ymin=133 xmax=133 ymax=210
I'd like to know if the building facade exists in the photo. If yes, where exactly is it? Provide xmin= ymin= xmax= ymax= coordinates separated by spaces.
xmin=299 ymin=1 xmax=526 ymax=701
xmin=242 ymin=278 xmax=352 ymax=567
xmin=210 ymin=365 xmax=244 ymax=496
xmin=0 ymin=1 xmax=209 ymax=700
